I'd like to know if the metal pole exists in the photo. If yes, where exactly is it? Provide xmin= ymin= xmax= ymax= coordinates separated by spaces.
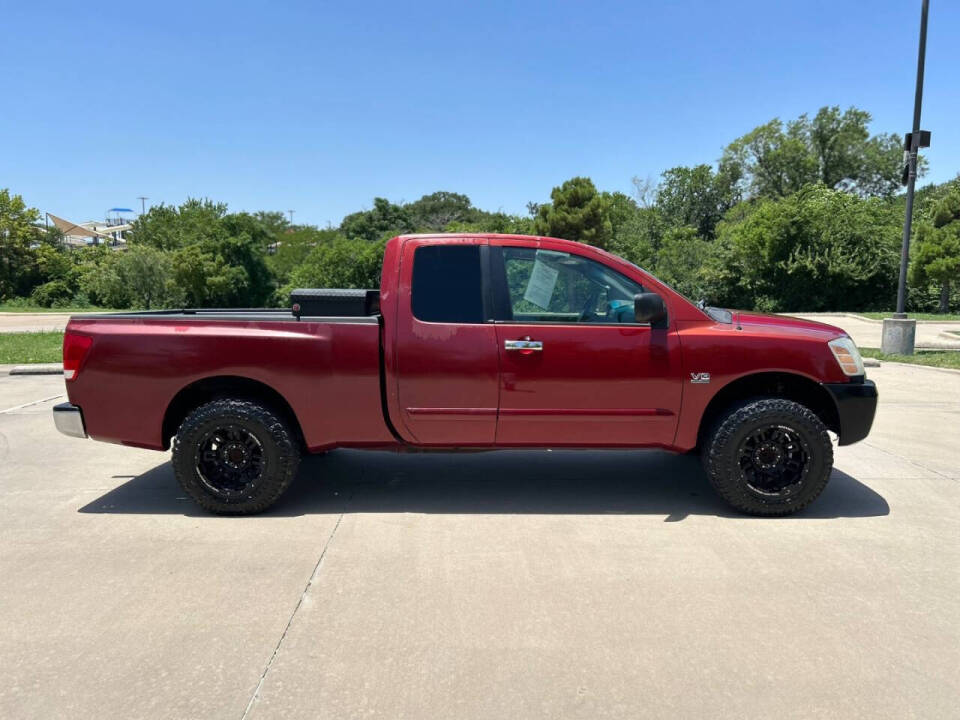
xmin=137 ymin=196 xmax=148 ymax=215
xmin=895 ymin=0 xmax=929 ymax=317
xmin=288 ymin=209 xmax=295 ymax=225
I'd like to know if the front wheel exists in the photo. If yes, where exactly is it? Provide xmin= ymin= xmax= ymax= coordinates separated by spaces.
xmin=172 ymin=399 xmax=300 ymax=515
xmin=703 ymin=398 xmax=833 ymax=516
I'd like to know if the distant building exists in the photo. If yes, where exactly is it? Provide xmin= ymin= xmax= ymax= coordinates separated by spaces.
xmin=47 ymin=211 xmax=133 ymax=249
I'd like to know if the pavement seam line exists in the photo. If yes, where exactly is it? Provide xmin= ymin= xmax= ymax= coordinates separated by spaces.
xmin=860 ymin=440 xmax=957 ymax=482
xmin=0 ymin=394 xmax=64 ymax=414
xmin=240 ymin=509 xmax=346 ymax=720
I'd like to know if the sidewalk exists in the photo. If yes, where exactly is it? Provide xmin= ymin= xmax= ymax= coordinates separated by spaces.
xmin=787 ymin=313 xmax=960 ymax=350
xmin=0 ymin=313 xmax=74 ymax=333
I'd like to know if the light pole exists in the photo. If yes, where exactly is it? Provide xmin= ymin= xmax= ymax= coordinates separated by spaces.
xmin=137 ymin=196 xmax=149 ymax=215
xmin=288 ymin=209 xmax=295 ymax=225
xmin=883 ymin=0 xmax=931 ymax=355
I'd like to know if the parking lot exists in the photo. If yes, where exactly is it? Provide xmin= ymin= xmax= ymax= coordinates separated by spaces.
xmin=1 ymin=364 xmax=958 ymax=719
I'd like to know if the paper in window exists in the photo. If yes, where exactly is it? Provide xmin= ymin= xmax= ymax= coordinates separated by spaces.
xmin=522 ymin=256 xmax=559 ymax=309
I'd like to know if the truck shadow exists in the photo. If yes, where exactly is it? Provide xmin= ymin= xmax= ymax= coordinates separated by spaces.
xmin=79 ymin=448 xmax=889 ymax=520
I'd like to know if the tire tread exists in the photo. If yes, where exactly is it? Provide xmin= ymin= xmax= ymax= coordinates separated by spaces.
xmin=172 ymin=399 xmax=300 ymax=515
xmin=703 ymin=398 xmax=833 ymax=517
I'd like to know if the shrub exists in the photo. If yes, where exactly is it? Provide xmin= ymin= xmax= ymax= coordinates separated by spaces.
xmin=713 ymin=185 xmax=901 ymax=311
xmin=29 ymin=280 xmax=74 ymax=307
xmin=280 ymin=237 xmax=386 ymax=303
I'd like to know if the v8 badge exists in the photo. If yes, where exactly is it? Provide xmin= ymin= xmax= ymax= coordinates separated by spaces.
xmin=690 ymin=372 xmax=711 ymax=384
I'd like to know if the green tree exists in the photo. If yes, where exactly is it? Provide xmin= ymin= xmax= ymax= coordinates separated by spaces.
xmin=0 ymin=189 xmax=42 ymax=299
xmin=723 ymin=118 xmax=816 ymax=198
xmin=219 ymin=212 xmax=275 ymax=301
xmin=605 ymin=192 xmax=640 ymax=238
xmin=655 ymin=164 xmax=741 ymax=239
xmin=340 ymin=198 xmax=413 ymax=242
xmin=406 ymin=191 xmax=476 ymax=231
xmin=254 ymin=210 xmax=291 ymax=239
xmin=911 ymin=183 xmax=960 ymax=312
xmin=31 ymin=244 xmax=73 ymax=284
xmin=70 ymin=246 xmax=112 ymax=305
xmin=533 ymin=177 xmax=613 ymax=248
xmin=82 ymin=245 xmax=181 ymax=309
xmin=268 ymin=226 xmax=340 ymax=287
xmin=132 ymin=199 xmax=229 ymax=251
xmin=722 ymin=106 xmax=923 ymax=199
xmin=283 ymin=237 xmax=386 ymax=298
xmin=714 ymin=185 xmax=902 ymax=311
xmin=605 ymin=193 xmax=660 ymax=269
xmin=129 ymin=200 xmax=273 ymax=307
xmin=445 ymin=211 xmax=535 ymax=235
xmin=172 ymin=233 xmax=272 ymax=308
xmin=26 ymin=243 xmax=78 ymax=306
xmin=651 ymin=226 xmax=718 ymax=301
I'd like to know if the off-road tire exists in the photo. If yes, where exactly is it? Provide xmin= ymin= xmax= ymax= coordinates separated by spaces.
xmin=172 ymin=399 xmax=300 ymax=515
xmin=703 ymin=398 xmax=833 ymax=516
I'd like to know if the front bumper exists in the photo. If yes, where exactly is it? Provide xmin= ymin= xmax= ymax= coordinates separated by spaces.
xmin=822 ymin=379 xmax=878 ymax=446
xmin=53 ymin=402 xmax=87 ymax=439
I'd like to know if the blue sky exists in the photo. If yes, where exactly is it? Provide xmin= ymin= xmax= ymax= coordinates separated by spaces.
xmin=3 ymin=0 xmax=958 ymax=226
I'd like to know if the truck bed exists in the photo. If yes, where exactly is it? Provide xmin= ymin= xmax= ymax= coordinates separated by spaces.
xmin=64 ymin=308 xmax=395 ymax=452
xmin=73 ymin=288 xmax=382 ymax=323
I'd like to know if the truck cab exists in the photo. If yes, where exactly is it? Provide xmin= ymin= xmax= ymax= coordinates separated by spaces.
xmin=382 ymin=235 xmax=685 ymax=448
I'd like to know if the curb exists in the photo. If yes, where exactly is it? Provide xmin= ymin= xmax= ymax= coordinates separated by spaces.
xmin=10 ymin=364 xmax=63 ymax=375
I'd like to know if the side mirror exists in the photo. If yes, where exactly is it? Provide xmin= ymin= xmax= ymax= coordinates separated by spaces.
xmin=634 ymin=292 xmax=667 ymax=327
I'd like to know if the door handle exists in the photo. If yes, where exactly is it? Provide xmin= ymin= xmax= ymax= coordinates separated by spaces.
xmin=504 ymin=338 xmax=542 ymax=352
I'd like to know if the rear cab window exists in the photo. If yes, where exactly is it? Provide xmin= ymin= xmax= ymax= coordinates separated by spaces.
xmin=411 ymin=244 xmax=485 ymax=323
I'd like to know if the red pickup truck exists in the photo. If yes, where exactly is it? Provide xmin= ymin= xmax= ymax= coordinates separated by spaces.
xmin=54 ymin=233 xmax=877 ymax=516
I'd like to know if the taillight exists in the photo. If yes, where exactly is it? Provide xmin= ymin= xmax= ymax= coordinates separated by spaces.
xmin=63 ymin=332 xmax=93 ymax=381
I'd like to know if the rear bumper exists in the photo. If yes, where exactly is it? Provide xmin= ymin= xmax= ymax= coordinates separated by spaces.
xmin=822 ymin=380 xmax=877 ymax=446
xmin=53 ymin=402 xmax=87 ymax=439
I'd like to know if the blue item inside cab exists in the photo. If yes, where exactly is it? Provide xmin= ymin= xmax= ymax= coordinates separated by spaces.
xmin=607 ymin=300 xmax=634 ymax=323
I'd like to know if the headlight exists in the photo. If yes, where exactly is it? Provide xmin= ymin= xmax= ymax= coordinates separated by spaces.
xmin=828 ymin=336 xmax=865 ymax=376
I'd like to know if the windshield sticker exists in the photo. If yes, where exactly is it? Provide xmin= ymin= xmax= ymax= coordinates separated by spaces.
xmin=523 ymin=257 xmax=559 ymax=309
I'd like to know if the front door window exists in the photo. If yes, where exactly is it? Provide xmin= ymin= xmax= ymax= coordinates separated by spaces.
xmin=501 ymin=247 xmax=644 ymax=324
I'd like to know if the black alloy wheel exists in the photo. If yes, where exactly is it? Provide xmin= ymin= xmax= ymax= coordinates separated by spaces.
xmin=736 ymin=424 xmax=811 ymax=499
xmin=195 ymin=424 xmax=267 ymax=500
xmin=173 ymin=399 xmax=300 ymax=515
xmin=702 ymin=398 xmax=833 ymax=516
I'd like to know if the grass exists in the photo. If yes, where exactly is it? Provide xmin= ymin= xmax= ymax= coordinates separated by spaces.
xmin=860 ymin=347 xmax=960 ymax=370
xmin=858 ymin=311 xmax=960 ymax=321
xmin=0 ymin=332 xmax=63 ymax=364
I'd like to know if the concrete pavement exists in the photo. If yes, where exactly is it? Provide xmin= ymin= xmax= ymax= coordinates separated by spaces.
xmin=789 ymin=312 xmax=960 ymax=350
xmin=1 ymin=366 xmax=958 ymax=719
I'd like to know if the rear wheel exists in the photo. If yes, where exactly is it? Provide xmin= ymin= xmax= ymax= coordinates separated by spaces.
xmin=703 ymin=398 xmax=833 ymax=516
xmin=172 ymin=399 xmax=300 ymax=515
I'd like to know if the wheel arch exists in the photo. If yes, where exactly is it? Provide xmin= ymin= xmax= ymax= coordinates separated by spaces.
xmin=695 ymin=371 xmax=840 ymax=449
xmin=161 ymin=375 xmax=305 ymax=450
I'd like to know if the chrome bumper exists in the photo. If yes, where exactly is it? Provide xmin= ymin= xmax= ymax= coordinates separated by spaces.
xmin=53 ymin=402 xmax=87 ymax=439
